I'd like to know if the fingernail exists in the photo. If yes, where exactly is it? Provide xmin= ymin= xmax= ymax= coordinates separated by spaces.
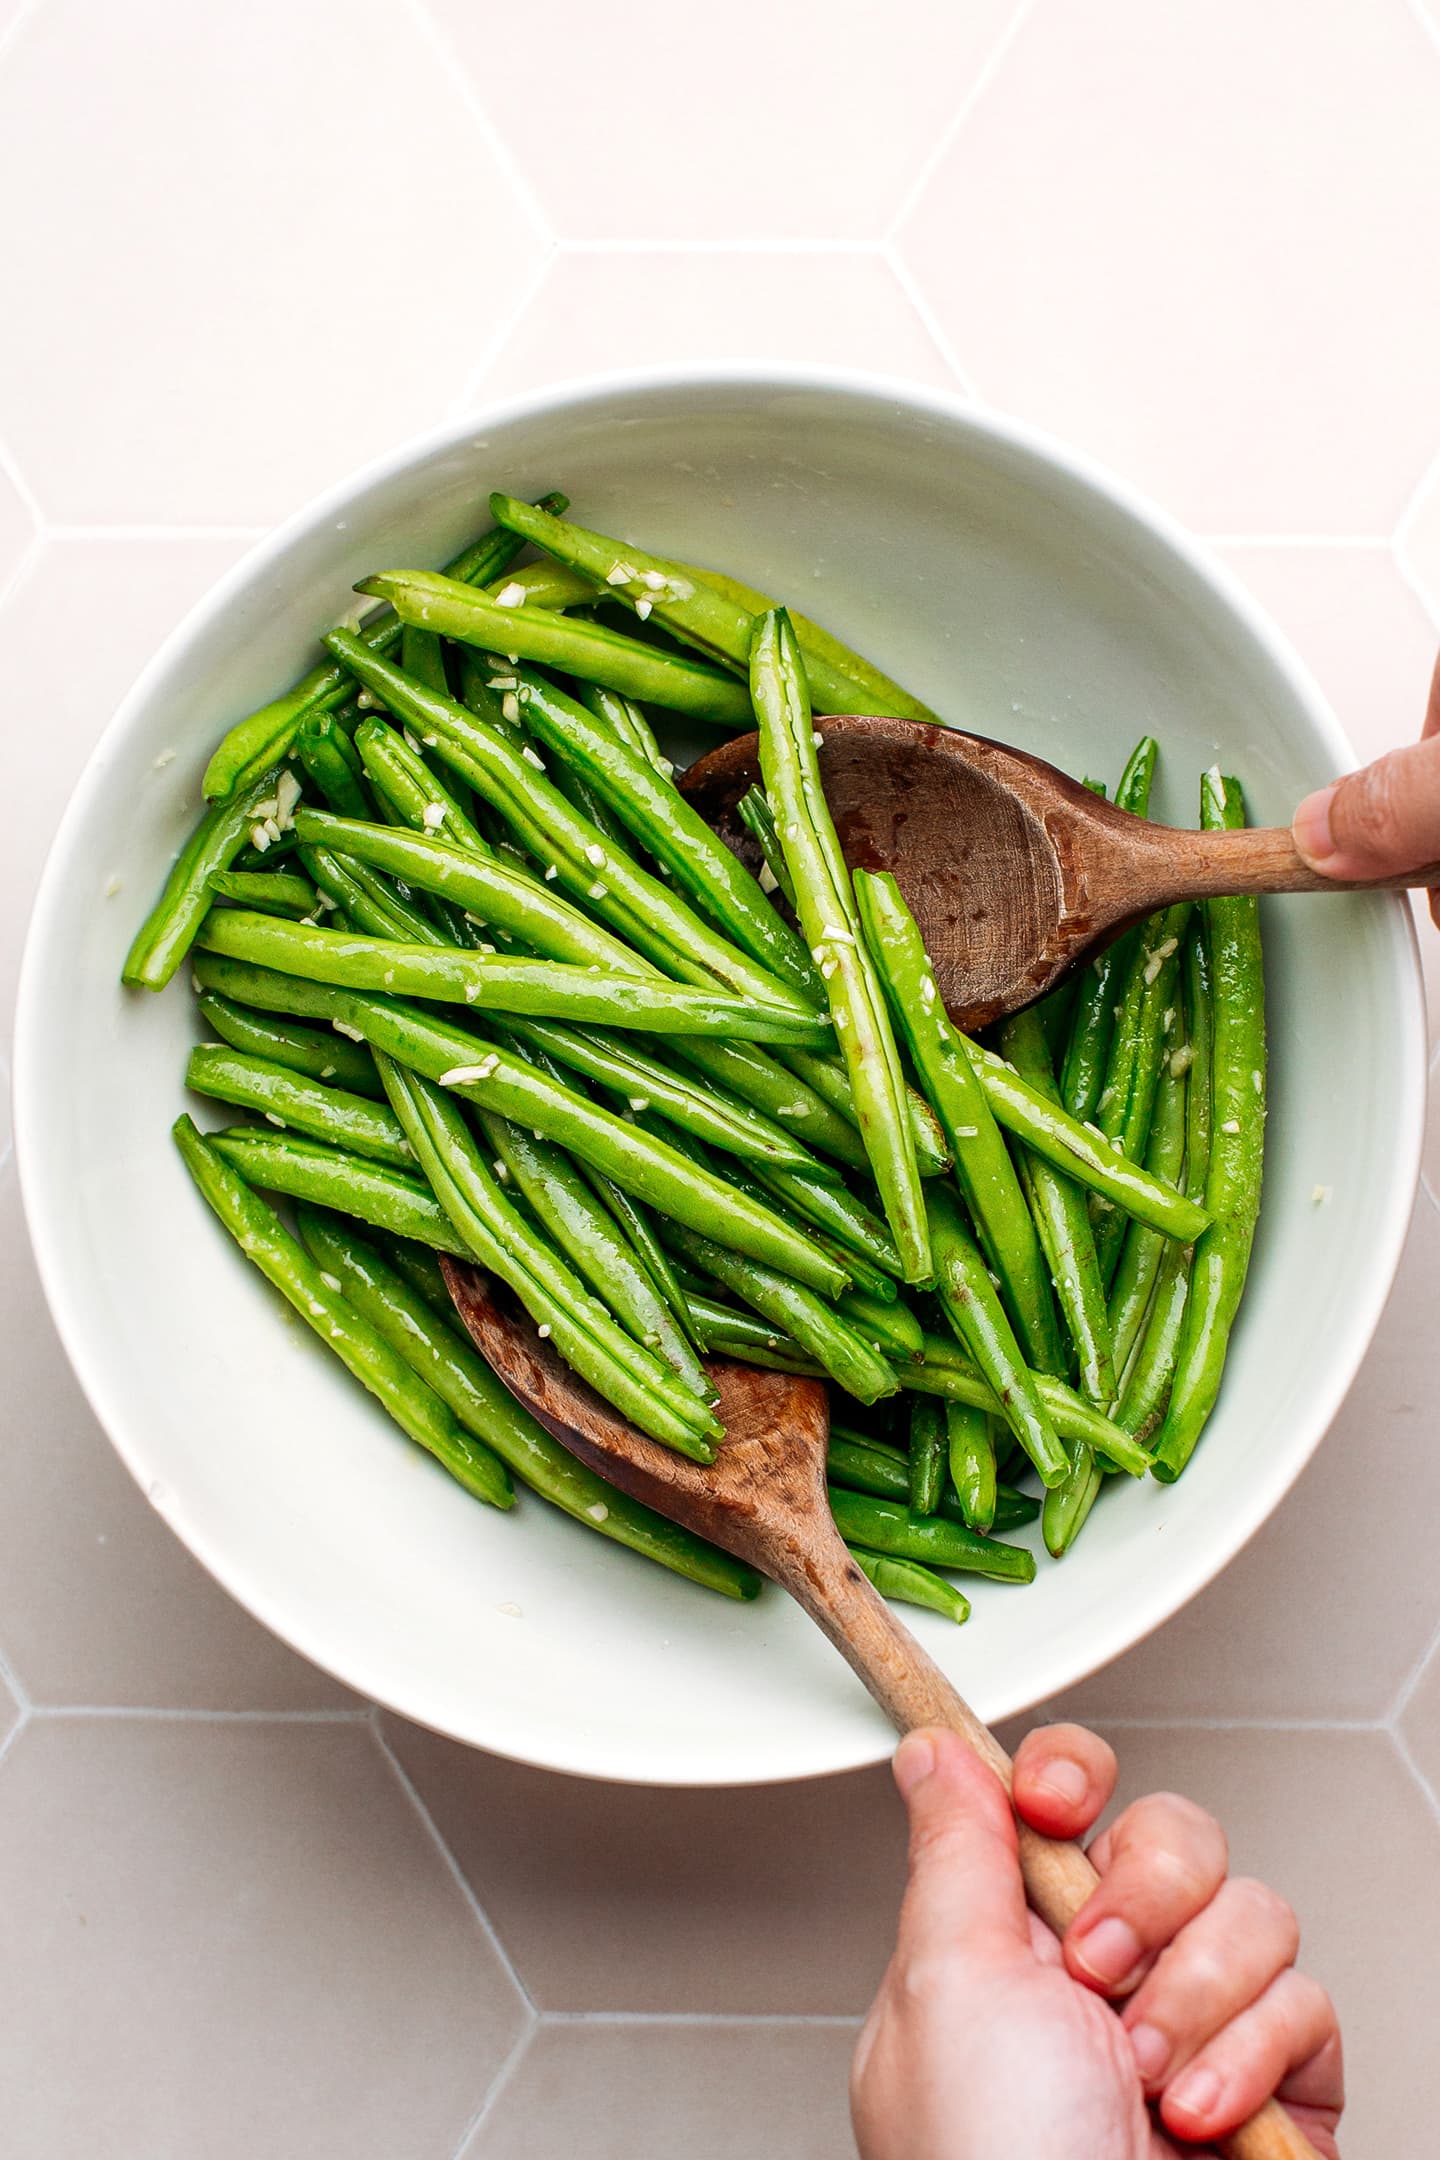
xmin=1168 ymin=2065 xmax=1223 ymax=2123
xmin=1126 ymin=2022 xmax=1169 ymax=2084
xmin=1033 ymin=1756 xmax=1088 ymax=1808
xmin=1292 ymin=782 xmax=1339 ymax=869
xmin=1071 ymin=1914 xmax=1143 ymax=1989
xmin=893 ymin=1731 xmax=936 ymax=1799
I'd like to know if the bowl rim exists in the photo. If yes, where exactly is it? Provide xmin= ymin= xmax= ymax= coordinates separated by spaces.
xmin=12 ymin=361 xmax=1428 ymax=1783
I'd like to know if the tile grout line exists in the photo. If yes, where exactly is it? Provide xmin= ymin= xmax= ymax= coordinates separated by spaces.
xmin=446 ymin=2017 xmax=539 ymax=2160
xmin=447 ymin=244 xmax=560 ymax=419
xmin=370 ymin=1710 xmax=540 ymax=2018
xmin=0 ymin=429 xmax=43 ymax=524
xmin=401 ymin=0 xmax=553 ymax=251
xmin=882 ymin=243 xmax=980 ymax=397
xmin=1201 ymin=534 xmax=1394 ymax=550
xmin=884 ymin=0 xmax=1040 ymax=244
xmin=1382 ymin=1610 xmax=1440 ymax=1727
xmin=28 ymin=1704 xmax=374 ymax=1724
xmin=1078 ymin=1714 xmax=1384 ymax=1733
xmin=1388 ymin=1725 xmax=1440 ymax=1831
xmin=0 ymin=1702 xmax=32 ymax=1776
xmin=559 ymin=236 xmax=885 ymax=255
xmin=1403 ymin=0 xmax=1440 ymax=61
xmin=538 ymin=2010 xmax=863 ymax=2028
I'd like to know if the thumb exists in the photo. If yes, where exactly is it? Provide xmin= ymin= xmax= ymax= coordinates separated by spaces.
xmin=891 ymin=1728 xmax=1032 ymax=1971
xmin=1292 ymin=732 xmax=1440 ymax=880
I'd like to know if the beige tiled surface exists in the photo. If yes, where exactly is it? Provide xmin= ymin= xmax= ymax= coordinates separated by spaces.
xmin=2 ymin=2 xmax=1438 ymax=2154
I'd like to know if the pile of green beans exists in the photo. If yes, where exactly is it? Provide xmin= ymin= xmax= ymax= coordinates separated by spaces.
xmin=125 ymin=487 xmax=1265 ymax=1629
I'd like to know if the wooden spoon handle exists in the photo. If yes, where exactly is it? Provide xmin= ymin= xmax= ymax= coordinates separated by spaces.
xmin=784 ymin=1541 xmax=1322 ymax=2160
xmin=1132 ymin=819 xmax=1440 ymax=902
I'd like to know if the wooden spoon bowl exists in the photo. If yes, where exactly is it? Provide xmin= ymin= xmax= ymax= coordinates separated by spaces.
xmin=681 ymin=714 xmax=1439 ymax=1029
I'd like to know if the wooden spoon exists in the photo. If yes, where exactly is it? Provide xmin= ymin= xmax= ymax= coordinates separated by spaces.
xmin=442 ymin=1258 xmax=1320 ymax=2160
xmin=681 ymin=714 xmax=1439 ymax=1030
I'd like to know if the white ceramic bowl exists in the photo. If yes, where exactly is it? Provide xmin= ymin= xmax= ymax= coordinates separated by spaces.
xmin=14 ymin=368 xmax=1425 ymax=1785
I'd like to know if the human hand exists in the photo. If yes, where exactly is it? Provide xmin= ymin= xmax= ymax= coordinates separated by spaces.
xmin=1292 ymin=648 xmax=1440 ymax=923
xmin=851 ymin=1725 xmax=1342 ymax=2160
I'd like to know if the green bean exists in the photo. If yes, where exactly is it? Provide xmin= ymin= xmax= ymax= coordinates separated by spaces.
xmin=1152 ymin=773 xmax=1266 ymax=1480
xmin=685 ymin=1292 xmax=818 ymax=1370
xmin=927 ymin=1187 xmax=1067 ymax=1488
xmin=485 ymin=558 xmax=599 ymax=612
xmin=511 ymin=667 xmax=818 ymax=996
xmin=353 ymin=719 xmax=496 ymax=860
xmin=1060 ymin=737 xmax=1157 ymax=1121
xmin=675 ymin=1038 xmax=871 ymax=1174
xmin=1108 ymin=1035 xmax=1190 ymax=1377
xmin=1091 ymin=900 xmax=1193 ymax=1285
xmin=1042 ymin=1447 xmax=1104 ymax=1559
xmin=669 ymin=560 xmax=935 ymax=722
xmin=197 ymin=992 xmax=382 ymax=1097
xmin=904 ymin=1331 xmax=1153 ymax=1479
xmin=498 ymin=1023 xmax=709 ymax=1365
xmin=856 ymin=871 xmax=1061 ymax=1367
xmin=736 ymin=787 xmax=797 ymax=909
xmin=478 ymin=1110 xmax=712 ymax=1405
xmin=908 ymin=1396 xmax=946 ymax=1515
xmin=293 ymin=1209 xmax=756 ymax=1601
xmin=188 ymin=960 xmax=850 ymax=1295
xmin=826 ymin=1488 xmax=1035 ymax=1582
xmin=747 ymin=1162 xmax=904 ymax=1281
xmin=208 ymin=869 xmax=317 ymax=919
xmin=400 ymin=620 xmax=451 ymax=699
xmin=1182 ymin=920 xmax=1214 ymax=1203
xmin=294 ymin=713 xmax=373 ymax=821
xmin=379 ymin=1055 xmax=719 ymax=1457
xmin=827 ymin=1432 xmax=1038 ymax=1533
xmin=751 ymin=610 xmax=930 ymax=1283
xmin=298 ymin=846 xmax=440 ymax=944
xmin=325 ymin=630 xmax=816 ymax=1014
xmin=965 ymin=1041 xmax=1208 ymax=1244
xmin=1116 ymin=1242 xmax=1191 ymax=1440
xmin=173 ymin=1117 xmax=511 ymax=1508
xmin=778 ymin=1046 xmax=950 ymax=1178
xmin=185 ymin=1045 xmax=413 ymax=1168
xmin=998 ymin=1004 xmax=1115 ymax=1404
xmin=945 ymin=1401 xmax=998 ymax=1533
xmin=487 ymin=494 xmax=930 ymax=719
xmin=294 ymin=809 xmax=650 ymax=975
xmin=847 ymin=1546 xmax=970 ymax=1625
xmin=661 ymin=1222 xmax=895 ymax=1405
xmin=358 ymin=570 xmax=756 ymax=726
xmin=207 ymin=1126 xmax=471 ymax=1253
xmin=123 ymin=765 xmax=286 ymax=991
xmin=572 ymin=677 xmax=668 ymax=773
xmin=839 ymin=1287 xmax=923 ymax=1364
xmin=200 ymin=495 xmax=566 ymax=803
xmin=196 ymin=910 xmax=825 ymax=1043
xmin=500 ymin=1017 xmax=838 ymax=1183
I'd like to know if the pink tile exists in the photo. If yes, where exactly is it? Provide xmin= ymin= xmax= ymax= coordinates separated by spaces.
xmin=472 ymin=251 xmax=959 ymax=405
xmin=427 ymin=0 xmax=1017 ymax=242
xmin=0 ymin=0 xmax=539 ymax=523
xmin=898 ymin=0 xmax=1440 ymax=534
xmin=0 ymin=1719 xmax=526 ymax=2158
xmin=383 ymin=1717 xmax=906 ymax=2015
xmin=1050 ymin=1196 xmax=1440 ymax=1723
xmin=466 ymin=2021 xmax=859 ymax=2160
